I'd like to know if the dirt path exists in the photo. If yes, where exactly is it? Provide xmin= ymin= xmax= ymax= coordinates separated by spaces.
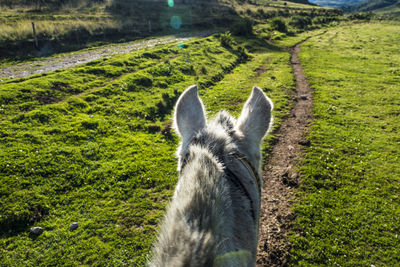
xmin=257 ymin=39 xmax=313 ymax=266
xmin=0 ymin=31 xmax=217 ymax=79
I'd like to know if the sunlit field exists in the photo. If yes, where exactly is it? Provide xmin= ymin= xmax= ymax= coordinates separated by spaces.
xmin=1 ymin=0 xmax=399 ymax=265
xmin=291 ymin=22 xmax=400 ymax=266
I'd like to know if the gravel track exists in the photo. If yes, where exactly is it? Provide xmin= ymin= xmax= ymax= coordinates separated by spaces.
xmin=0 ymin=31 xmax=218 ymax=79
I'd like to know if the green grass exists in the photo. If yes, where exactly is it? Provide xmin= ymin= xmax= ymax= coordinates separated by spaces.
xmin=290 ymin=21 xmax=400 ymax=265
xmin=0 ymin=33 xmax=296 ymax=265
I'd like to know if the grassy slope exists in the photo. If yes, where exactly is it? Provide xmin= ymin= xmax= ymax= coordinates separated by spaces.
xmin=0 ymin=0 xmax=333 ymax=61
xmin=291 ymin=21 xmax=400 ymax=265
xmin=371 ymin=2 xmax=400 ymax=17
xmin=356 ymin=0 xmax=400 ymax=13
xmin=0 ymin=33 xmax=295 ymax=265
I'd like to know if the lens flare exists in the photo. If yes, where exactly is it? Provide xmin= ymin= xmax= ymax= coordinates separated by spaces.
xmin=170 ymin=16 xmax=182 ymax=30
xmin=178 ymin=41 xmax=185 ymax=49
xmin=168 ymin=0 xmax=174 ymax=7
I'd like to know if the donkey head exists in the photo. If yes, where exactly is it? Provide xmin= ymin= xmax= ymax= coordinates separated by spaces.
xmin=174 ymin=85 xmax=273 ymax=173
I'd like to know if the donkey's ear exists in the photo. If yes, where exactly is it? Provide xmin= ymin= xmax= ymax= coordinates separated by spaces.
xmin=174 ymin=85 xmax=206 ymax=143
xmin=235 ymin=86 xmax=273 ymax=146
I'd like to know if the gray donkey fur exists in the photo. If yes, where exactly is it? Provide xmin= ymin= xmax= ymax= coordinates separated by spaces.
xmin=148 ymin=85 xmax=273 ymax=267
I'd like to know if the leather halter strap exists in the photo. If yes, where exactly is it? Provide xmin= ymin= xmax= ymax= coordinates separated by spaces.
xmin=231 ymin=151 xmax=261 ymax=196
xmin=180 ymin=150 xmax=260 ymax=194
xmin=180 ymin=149 xmax=261 ymax=224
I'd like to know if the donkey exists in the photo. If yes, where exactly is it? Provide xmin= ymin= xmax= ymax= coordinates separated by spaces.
xmin=148 ymin=85 xmax=273 ymax=267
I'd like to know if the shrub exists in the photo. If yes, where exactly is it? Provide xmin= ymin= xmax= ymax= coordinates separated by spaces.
xmin=270 ymin=17 xmax=288 ymax=33
xmin=257 ymin=8 xmax=265 ymax=18
xmin=125 ymin=74 xmax=153 ymax=91
xmin=289 ymin=16 xmax=312 ymax=30
xmin=278 ymin=9 xmax=290 ymax=17
xmin=156 ymin=100 xmax=168 ymax=117
xmin=236 ymin=46 xmax=249 ymax=63
xmin=264 ymin=10 xmax=277 ymax=19
xmin=313 ymin=16 xmax=339 ymax=25
xmin=200 ymin=66 xmax=207 ymax=75
xmin=231 ymin=18 xmax=253 ymax=36
xmin=348 ymin=12 xmax=374 ymax=21
xmin=220 ymin=32 xmax=234 ymax=48
xmin=179 ymin=64 xmax=195 ymax=75
xmin=147 ymin=125 xmax=161 ymax=133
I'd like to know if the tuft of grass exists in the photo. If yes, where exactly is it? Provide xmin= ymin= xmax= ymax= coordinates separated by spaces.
xmin=290 ymin=22 xmax=400 ymax=266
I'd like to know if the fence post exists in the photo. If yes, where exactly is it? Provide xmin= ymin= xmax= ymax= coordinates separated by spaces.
xmin=32 ymin=22 xmax=39 ymax=49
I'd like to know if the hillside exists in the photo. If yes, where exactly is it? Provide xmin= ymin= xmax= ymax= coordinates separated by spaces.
xmin=308 ymin=0 xmax=364 ymax=8
xmin=355 ymin=0 xmax=400 ymax=14
xmin=309 ymin=0 xmax=400 ymax=15
xmin=0 ymin=0 xmax=331 ymax=60
xmin=286 ymin=0 xmax=315 ymax=4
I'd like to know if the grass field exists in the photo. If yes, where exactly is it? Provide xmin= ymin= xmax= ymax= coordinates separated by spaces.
xmin=291 ymin=22 xmax=400 ymax=265
xmin=2 ymin=3 xmax=399 ymax=262
xmin=0 ymin=32 xmax=296 ymax=265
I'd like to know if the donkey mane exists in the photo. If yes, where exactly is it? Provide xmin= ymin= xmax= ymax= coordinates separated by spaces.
xmin=148 ymin=85 xmax=273 ymax=267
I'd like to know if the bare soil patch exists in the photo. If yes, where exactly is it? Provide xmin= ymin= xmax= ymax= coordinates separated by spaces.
xmin=257 ymin=39 xmax=313 ymax=266
xmin=254 ymin=65 xmax=267 ymax=76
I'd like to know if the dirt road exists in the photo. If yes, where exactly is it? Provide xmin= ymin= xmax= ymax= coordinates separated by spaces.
xmin=257 ymin=39 xmax=313 ymax=266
